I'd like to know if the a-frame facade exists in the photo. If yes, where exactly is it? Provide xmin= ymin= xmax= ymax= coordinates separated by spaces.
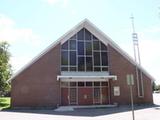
xmin=11 ymin=19 xmax=153 ymax=108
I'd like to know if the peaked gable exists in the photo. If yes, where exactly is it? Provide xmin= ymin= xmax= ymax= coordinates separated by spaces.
xmin=9 ymin=19 xmax=155 ymax=82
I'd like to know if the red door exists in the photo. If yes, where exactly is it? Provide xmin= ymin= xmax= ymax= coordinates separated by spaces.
xmin=61 ymin=88 xmax=68 ymax=106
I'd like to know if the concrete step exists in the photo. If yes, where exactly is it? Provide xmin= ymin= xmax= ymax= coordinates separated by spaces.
xmin=54 ymin=104 xmax=117 ymax=112
xmin=54 ymin=106 xmax=74 ymax=112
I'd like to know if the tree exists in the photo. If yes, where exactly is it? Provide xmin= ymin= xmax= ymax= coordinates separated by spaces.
xmin=152 ymin=81 xmax=156 ymax=91
xmin=0 ymin=41 xmax=12 ymax=96
xmin=152 ymin=81 xmax=160 ymax=92
xmin=155 ymin=84 xmax=160 ymax=91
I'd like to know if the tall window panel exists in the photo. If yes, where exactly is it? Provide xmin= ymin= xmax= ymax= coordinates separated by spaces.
xmin=78 ymin=42 xmax=84 ymax=55
xmin=86 ymin=57 xmax=93 ymax=71
xmin=86 ymin=42 xmax=92 ymax=55
xmin=77 ymin=29 xmax=84 ymax=40
xmin=61 ymin=51 xmax=68 ymax=65
xmin=78 ymin=57 xmax=85 ymax=71
xmin=69 ymin=40 xmax=76 ymax=50
xmin=101 ymin=52 xmax=108 ymax=66
xmin=94 ymin=52 xmax=100 ymax=66
xmin=62 ymin=41 xmax=68 ymax=50
xmin=70 ymin=51 xmax=76 ymax=65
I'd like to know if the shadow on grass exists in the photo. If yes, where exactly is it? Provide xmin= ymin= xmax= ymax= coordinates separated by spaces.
xmin=0 ymin=98 xmax=10 ymax=110
xmin=0 ymin=99 xmax=7 ymax=103
xmin=0 ymin=102 xmax=9 ymax=107
xmin=2 ymin=104 xmax=160 ymax=117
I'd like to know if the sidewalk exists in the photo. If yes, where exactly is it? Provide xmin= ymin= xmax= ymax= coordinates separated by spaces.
xmin=0 ymin=93 xmax=160 ymax=120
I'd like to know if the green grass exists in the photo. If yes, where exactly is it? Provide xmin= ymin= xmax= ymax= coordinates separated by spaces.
xmin=0 ymin=97 xmax=10 ymax=110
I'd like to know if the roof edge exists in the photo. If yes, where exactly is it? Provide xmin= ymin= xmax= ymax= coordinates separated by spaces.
xmin=9 ymin=19 xmax=89 ymax=81
xmin=84 ymin=19 xmax=155 ymax=82
xmin=9 ymin=18 xmax=155 ymax=82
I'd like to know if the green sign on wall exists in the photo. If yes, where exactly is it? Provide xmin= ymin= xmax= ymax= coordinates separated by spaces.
xmin=127 ymin=74 xmax=134 ymax=85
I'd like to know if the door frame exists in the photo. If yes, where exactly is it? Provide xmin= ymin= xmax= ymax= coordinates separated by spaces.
xmin=68 ymin=82 xmax=78 ymax=105
xmin=93 ymin=87 xmax=102 ymax=104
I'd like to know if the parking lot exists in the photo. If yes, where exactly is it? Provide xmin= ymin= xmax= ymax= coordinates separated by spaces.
xmin=0 ymin=93 xmax=160 ymax=120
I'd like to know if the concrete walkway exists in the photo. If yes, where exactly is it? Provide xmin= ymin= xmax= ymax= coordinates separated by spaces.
xmin=54 ymin=104 xmax=117 ymax=111
xmin=0 ymin=93 xmax=160 ymax=120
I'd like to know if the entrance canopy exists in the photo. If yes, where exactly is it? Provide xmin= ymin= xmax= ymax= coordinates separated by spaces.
xmin=57 ymin=75 xmax=117 ymax=82
xmin=57 ymin=72 xmax=117 ymax=82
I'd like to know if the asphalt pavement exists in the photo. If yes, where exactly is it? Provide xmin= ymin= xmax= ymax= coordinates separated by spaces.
xmin=0 ymin=93 xmax=160 ymax=120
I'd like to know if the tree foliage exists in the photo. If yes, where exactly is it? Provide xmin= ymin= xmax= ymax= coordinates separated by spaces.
xmin=0 ymin=41 xmax=12 ymax=96
xmin=152 ymin=81 xmax=160 ymax=92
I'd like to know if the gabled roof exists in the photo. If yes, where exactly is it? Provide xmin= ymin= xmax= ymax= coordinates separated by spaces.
xmin=9 ymin=19 xmax=155 ymax=82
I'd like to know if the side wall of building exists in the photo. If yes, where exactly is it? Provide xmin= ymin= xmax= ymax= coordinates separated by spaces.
xmin=108 ymin=45 xmax=153 ymax=105
xmin=11 ymin=44 xmax=61 ymax=108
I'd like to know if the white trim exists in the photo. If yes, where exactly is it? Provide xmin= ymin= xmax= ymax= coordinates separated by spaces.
xmin=61 ymin=71 xmax=109 ymax=76
xmin=57 ymin=75 xmax=117 ymax=81
xmin=140 ymin=70 xmax=144 ymax=97
xmin=9 ymin=19 xmax=155 ymax=82
xmin=108 ymin=80 xmax=111 ymax=104
xmin=82 ymin=19 xmax=155 ymax=82
xmin=9 ymin=19 xmax=88 ymax=81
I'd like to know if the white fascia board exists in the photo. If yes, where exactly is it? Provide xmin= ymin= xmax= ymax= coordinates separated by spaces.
xmin=9 ymin=18 xmax=155 ymax=82
xmin=9 ymin=19 xmax=89 ymax=81
xmin=84 ymin=19 xmax=155 ymax=82
xmin=8 ymin=40 xmax=60 ymax=82
xmin=57 ymin=75 xmax=117 ymax=81
xmin=60 ymin=78 xmax=108 ymax=82
xmin=61 ymin=71 xmax=109 ymax=76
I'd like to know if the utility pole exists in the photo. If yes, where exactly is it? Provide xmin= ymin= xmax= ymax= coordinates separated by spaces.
xmin=130 ymin=14 xmax=141 ymax=64
xmin=130 ymin=14 xmax=144 ymax=97
xmin=127 ymin=74 xmax=135 ymax=120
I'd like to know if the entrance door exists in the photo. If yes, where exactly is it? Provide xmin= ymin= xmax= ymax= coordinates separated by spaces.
xmin=69 ymin=88 xmax=77 ymax=105
xmin=94 ymin=88 xmax=101 ymax=104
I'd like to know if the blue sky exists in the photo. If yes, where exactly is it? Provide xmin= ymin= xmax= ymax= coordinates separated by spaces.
xmin=0 ymin=0 xmax=160 ymax=84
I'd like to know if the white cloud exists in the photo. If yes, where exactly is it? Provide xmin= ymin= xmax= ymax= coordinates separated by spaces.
xmin=0 ymin=14 xmax=15 ymax=28
xmin=46 ymin=0 xmax=59 ymax=5
xmin=45 ymin=0 xmax=69 ymax=6
xmin=44 ymin=0 xmax=76 ymax=16
xmin=10 ymin=56 xmax=32 ymax=73
xmin=71 ymin=9 xmax=76 ymax=16
xmin=119 ymin=25 xmax=160 ymax=84
xmin=62 ymin=0 xmax=69 ymax=8
xmin=0 ymin=14 xmax=42 ymax=46
xmin=138 ymin=26 xmax=160 ymax=84
xmin=0 ymin=14 xmax=43 ymax=74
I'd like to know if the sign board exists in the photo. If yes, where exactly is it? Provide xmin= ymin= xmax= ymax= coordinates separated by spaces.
xmin=114 ymin=86 xmax=120 ymax=96
xmin=127 ymin=74 xmax=134 ymax=85
xmin=126 ymin=74 xmax=135 ymax=120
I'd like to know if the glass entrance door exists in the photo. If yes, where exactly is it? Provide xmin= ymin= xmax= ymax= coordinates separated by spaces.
xmin=94 ymin=88 xmax=101 ymax=104
xmin=69 ymin=88 xmax=77 ymax=105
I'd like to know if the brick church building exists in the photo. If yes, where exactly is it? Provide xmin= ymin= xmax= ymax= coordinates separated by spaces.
xmin=11 ymin=19 xmax=153 ymax=108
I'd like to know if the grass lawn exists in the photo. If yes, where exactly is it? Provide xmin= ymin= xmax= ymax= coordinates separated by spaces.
xmin=0 ymin=97 xmax=10 ymax=110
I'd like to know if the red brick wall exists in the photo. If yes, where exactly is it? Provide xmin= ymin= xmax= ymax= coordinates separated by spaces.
xmin=11 ymin=42 xmax=153 ymax=107
xmin=108 ymin=45 xmax=153 ymax=104
xmin=102 ymin=87 xmax=109 ymax=104
xmin=11 ymin=44 xmax=61 ymax=108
